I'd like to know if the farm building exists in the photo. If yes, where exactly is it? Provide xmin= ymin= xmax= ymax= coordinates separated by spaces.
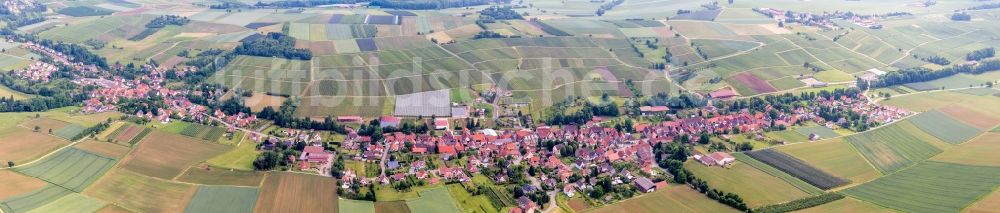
xmin=639 ymin=106 xmax=669 ymax=115
xmin=337 ymin=116 xmax=363 ymax=123
xmin=800 ymin=78 xmax=828 ymax=87
xmin=300 ymin=146 xmax=332 ymax=163
xmin=709 ymin=87 xmax=737 ymax=99
xmin=634 ymin=177 xmax=656 ymax=193
xmin=695 ymin=152 xmax=736 ymax=167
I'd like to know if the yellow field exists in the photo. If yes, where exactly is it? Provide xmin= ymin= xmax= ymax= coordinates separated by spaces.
xmin=931 ymin=133 xmax=1000 ymax=167
xmin=0 ymin=170 xmax=47 ymax=200
xmin=965 ymin=188 xmax=1000 ymax=213
xmin=881 ymin=91 xmax=982 ymax=112
xmin=776 ymin=138 xmax=881 ymax=183
xmin=0 ymin=127 xmax=69 ymax=164
xmin=74 ymin=139 xmax=131 ymax=159
xmin=684 ymin=161 xmax=811 ymax=207
xmin=85 ymin=169 xmax=197 ymax=213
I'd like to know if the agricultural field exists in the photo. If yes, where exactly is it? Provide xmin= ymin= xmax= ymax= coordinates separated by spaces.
xmin=0 ymin=127 xmax=69 ymax=164
xmin=930 ymin=133 xmax=1000 ymax=167
xmin=796 ymin=197 xmax=892 ymax=213
xmin=86 ymin=169 xmax=198 ymax=213
xmin=121 ymin=131 xmax=231 ymax=179
xmin=73 ymin=139 xmax=130 ymax=159
xmin=405 ymin=187 xmax=462 ymax=213
xmin=5 ymin=1 xmax=1000 ymax=212
xmin=906 ymin=110 xmax=982 ymax=144
xmin=23 ymin=193 xmax=107 ymax=213
xmin=589 ymin=184 xmax=739 ymax=213
xmin=16 ymin=148 xmax=116 ymax=192
xmin=743 ymin=149 xmax=850 ymax=190
xmin=340 ymin=199 xmax=376 ymax=213
xmin=446 ymin=184 xmax=498 ymax=213
xmin=179 ymin=123 xmax=227 ymax=142
xmin=842 ymin=161 xmax=1000 ymax=213
xmin=101 ymin=122 xmax=151 ymax=146
xmin=684 ymin=160 xmax=812 ymax=207
xmin=843 ymin=121 xmax=945 ymax=174
xmin=0 ymin=171 xmax=47 ymax=200
xmin=206 ymin=137 xmax=259 ymax=171
xmin=176 ymin=165 xmax=265 ymax=187
xmin=185 ymin=186 xmax=259 ymax=213
xmin=732 ymin=153 xmax=824 ymax=195
xmin=255 ymin=172 xmax=339 ymax=213
xmin=375 ymin=200 xmax=411 ymax=213
xmin=52 ymin=124 xmax=87 ymax=140
xmin=0 ymin=185 xmax=75 ymax=213
xmin=776 ymin=138 xmax=881 ymax=183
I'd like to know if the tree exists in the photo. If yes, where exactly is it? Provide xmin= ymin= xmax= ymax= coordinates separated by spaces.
xmin=33 ymin=125 xmax=39 ymax=132
xmin=253 ymin=151 xmax=281 ymax=170
xmin=698 ymin=133 xmax=710 ymax=144
xmin=7 ymin=161 xmax=13 ymax=168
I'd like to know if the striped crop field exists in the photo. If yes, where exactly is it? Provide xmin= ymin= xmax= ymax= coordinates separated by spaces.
xmin=842 ymin=161 xmax=1000 ymax=213
xmin=844 ymin=122 xmax=942 ymax=174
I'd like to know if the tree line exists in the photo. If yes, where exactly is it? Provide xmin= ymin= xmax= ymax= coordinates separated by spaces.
xmin=0 ymin=28 xmax=110 ymax=69
xmin=966 ymin=47 xmax=995 ymax=61
xmin=862 ymin=59 xmax=1000 ymax=89
xmin=370 ymin=0 xmax=492 ymax=10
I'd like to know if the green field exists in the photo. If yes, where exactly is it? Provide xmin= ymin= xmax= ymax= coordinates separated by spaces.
xmin=179 ymin=123 xmax=227 ymax=142
xmin=207 ymin=138 xmax=260 ymax=171
xmin=16 ymin=148 xmax=116 ymax=192
xmin=185 ymin=186 xmax=259 ymax=213
xmin=776 ymin=138 xmax=880 ymax=183
xmin=732 ymin=153 xmax=825 ymax=194
xmin=842 ymin=161 xmax=1000 ymax=213
xmin=684 ymin=160 xmax=811 ymax=207
xmin=52 ymin=124 xmax=86 ymax=140
xmin=405 ymin=187 xmax=461 ymax=213
xmin=86 ymin=169 xmax=198 ymax=213
xmin=446 ymin=184 xmax=498 ymax=213
xmin=843 ymin=121 xmax=943 ymax=174
xmin=340 ymin=199 xmax=376 ymax=213
xmin=906 ymin=110 xmax=982 ymax=144
xmin=0 ymin=185 xmax=73 ymax=213
xmin=25 ymin=193 xmax=106 ymax=213
xmin=589 ymin=185 xmax=739 ymax=213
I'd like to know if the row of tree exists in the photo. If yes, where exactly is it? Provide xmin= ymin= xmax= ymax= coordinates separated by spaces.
xmin=862 ymin=59 xmax=1000 ymax=88
xmin=0 ymin=28 xmax=110 ymax=69
xmin=370 ymin=0 xmax=491 ymax=10
xmin=966 ymin=47 xmax=995 ymax=61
